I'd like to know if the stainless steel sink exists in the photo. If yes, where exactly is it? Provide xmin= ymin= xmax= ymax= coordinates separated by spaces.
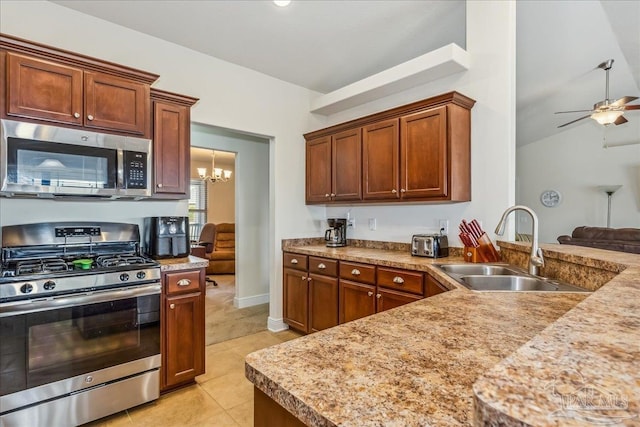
xmin=434 ymin=263 xmax=590 ymax=293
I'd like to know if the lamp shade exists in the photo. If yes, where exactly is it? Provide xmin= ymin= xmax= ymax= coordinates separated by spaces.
xmin=591 ymin=110 xmax=624 ymax=125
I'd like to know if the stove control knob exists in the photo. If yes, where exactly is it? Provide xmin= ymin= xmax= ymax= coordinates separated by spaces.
xmin=21 ymin=283 xmax=34 ymax=294
xmin=136 ymin=271 xmax=146 ymax=280
xmin=120 ymin=273 xmax=130 ymax=282
xmin=43 ymin=281 xmax=56 ymax=291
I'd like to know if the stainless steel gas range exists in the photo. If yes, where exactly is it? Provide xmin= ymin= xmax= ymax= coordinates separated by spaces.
xmin=0 ymin=222 xmax=161 ymax=427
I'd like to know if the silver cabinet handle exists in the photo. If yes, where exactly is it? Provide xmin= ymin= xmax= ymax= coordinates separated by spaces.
xmin=177 ymin=279 xmax=191 ymax=287
xmin=291 ymin=258 xmax=298 ymax=264
xmin=351 ymin=269 xmax=361 ymax=276
xmin=74 ymin=112 xmax=80 ymax=118
xmin=301 ymin=276 xmax=307 ymax=281
xmin=330 ymin=193 xmax=336 ymax=197
xmin=393 ymin=276 xmax=405 ymax=285
xmin=401 ymin=189 xmax=406 ymax=193
xmin=87 ymin=115 xmax=94 ymax=121
xmin=170 ymin=303 xmax=175 ymax=309
xmin=325 ymin=193 xmax=330 ymax=198
xmin=157 ymin=183 xmax=163 ymax=188
xmin=367 ymin=291 xmax=373 ymax=297
xmin=391 ymin=189 xmax=397 ymax=193
xmin=376 ymin=294 xmax=381 ymax=299
xmin=307 ymin=277 xmax=312 ymax=282
xmin=318 ymin=263 xmax=326 ymax=270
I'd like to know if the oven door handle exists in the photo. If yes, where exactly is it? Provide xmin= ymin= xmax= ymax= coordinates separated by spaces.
xmin=0 ymin=283 xmax=161 ymax=317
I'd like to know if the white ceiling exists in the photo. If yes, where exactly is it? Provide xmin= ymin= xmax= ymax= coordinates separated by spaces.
xmin=52 ymin=0 xmax=639 ymax=146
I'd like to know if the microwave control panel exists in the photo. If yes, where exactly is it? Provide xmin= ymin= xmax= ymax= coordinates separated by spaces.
xmin=123 ymin=151 xmax=147 ymax=189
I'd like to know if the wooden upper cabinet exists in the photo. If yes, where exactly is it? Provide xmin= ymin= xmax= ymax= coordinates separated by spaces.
xmin=400 ymin=106 xmax=447 ymax=199
xmin=84 ymin=72 xmax=149 ymax=135
xmin=6 ymin=53 xmax=83 ymax=125
xmin=303 ymin=91 xmax=474 ymax=205
xmin=331 ymin=128 xmax=362 ymax=201
xmin=151 ymin=89 xmax=198 ymax=199
xmin=306 ymin=136 xmax=332 ymax=203
xmin=363 ymin=118 xmax=399 ymax=200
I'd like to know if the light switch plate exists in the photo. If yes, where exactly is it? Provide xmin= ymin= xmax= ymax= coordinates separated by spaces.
xmin=368 ymin=218 xmax=377 ymax=231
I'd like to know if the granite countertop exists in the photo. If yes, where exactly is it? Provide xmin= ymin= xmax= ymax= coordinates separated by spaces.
xmin=158 ymin=255 xmax=208 ymax=271
xmin=246 ymin=242 xmax=640 ymax=426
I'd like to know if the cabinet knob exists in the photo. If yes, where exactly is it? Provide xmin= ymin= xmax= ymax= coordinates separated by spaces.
xmin=318 ymin=263 xmax=326 ymax=269
xmin=291 ymin=258 xmax=298 ymax=264
xmin=301 ymin=276 xmax=307 ymax=281
xmin=157 ymin=183 xmax=163 ymax=188
xmin=87 ymin=115 xmax=94 ymax=121
xmin=330 ymin=193 xmax=336 ymax=197
xmin=401 ymin=189 xmax=406 ymax=193
xmin=391 ymin=189 xmax=397 ymax=194
xmin=177 ymin=279 xmax=191 ymax=287
xmin=351 ymin=268 xmax=361 ymax=276
xmin=376 ymin=294 xmax=381 ymax=299
xmin=392 ymin=276 xmax=405 ymax=285
xmin=170 ymin=303 xmax=175 ymax=309
xmin=307 ymin=277 xmax=312 ymax=282
xmin=367 ymin=291 xmax=373 ymax=297
xmin=74 ymin=112 xmax=80 ymax=118
xmin=325 ymin=193 xmax=330 ymax=198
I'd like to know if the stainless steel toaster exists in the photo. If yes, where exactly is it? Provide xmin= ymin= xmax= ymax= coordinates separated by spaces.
xmin=411 ymin=234 xmax=449 ymax=258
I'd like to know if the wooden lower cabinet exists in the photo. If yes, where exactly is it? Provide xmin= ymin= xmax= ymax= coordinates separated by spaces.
xmin=339 ymin=280 xmax=376 ymax=323
xmin=377 ymin=288 xmax=422 ymax=312
xmin=309 ymin=273 xmax=339 ymax=332
xmin=161 ymin=268 xmax=205 ymax=391
xmin=283 ymin=267 xmax=309 ymax=332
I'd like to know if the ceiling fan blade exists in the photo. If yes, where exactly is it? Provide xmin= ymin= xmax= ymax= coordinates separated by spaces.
xmin=623 ymin=104 xmax=640 ymax=110
xmin=554 ymin=109 xmax=593 ymax=114
xmin=614 ymin=115 xmax=628 ymax=125
xmin=611 ymin=96 xmax=639 ymax=107
xmin=558 ymin=114 xmax=591 ymax=128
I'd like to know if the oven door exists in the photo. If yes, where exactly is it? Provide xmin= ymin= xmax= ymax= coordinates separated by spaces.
xmin=0 ymin=283 xmax=161 ymax=413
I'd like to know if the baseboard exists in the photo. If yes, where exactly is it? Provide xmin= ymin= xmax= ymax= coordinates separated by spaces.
xmin=234 ymin=293 xmax=269 ymax=309
xmin=267 ymin=317 xmax=289 ymax=332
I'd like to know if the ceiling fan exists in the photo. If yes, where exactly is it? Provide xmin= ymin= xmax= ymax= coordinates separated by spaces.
xmin=555 ymin=59 xmax=639 ymax=128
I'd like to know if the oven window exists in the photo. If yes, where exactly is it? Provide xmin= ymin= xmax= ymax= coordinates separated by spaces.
xmin=7 ymin=137 xmax=116 ymax=189
xmin=0 ymin=294 xmax=159 ymax=396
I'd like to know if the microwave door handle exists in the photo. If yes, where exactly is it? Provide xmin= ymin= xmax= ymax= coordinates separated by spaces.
xmin=117 ymin=149 xmax=125 ymax=189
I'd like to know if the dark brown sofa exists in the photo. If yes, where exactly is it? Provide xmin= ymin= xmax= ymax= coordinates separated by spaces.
xmin=557 ymin=226 xmax=640 ymax=254
xmin=198 ymin=223 xmax=235 ymax=275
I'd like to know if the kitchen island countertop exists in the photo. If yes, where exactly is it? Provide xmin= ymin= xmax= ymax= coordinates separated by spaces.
xmin=246 ymin=243 xmax=640 ymax=426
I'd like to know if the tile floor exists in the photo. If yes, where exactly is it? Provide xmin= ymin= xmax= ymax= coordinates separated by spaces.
xmin=85 ymin=329 xmax=302 ymax=427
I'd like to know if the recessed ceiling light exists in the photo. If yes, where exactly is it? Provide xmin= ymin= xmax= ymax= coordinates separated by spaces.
xmin=274 ymin=0 xmax=291 ymax=7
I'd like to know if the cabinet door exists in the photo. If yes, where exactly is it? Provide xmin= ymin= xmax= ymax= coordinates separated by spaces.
xmin=153 ymin=101 xmax=189 ymax=196
xmin=363 ymin=118 xmax=399 ymax=200
xmin=425 ymin=275 xmax=448 ymax=297
xmin=306 ymin=136 xmax=332 ymax=203
xmin=6 ymin=53 xmax=83 ymax=125
xmin=283 ymin=268 xmax=309 ymax=333
xmin=376 ymin=288 xmax=421 ymax=313
xmin=164 ymin=292 xmax=204 ymax=388
xmin=400 ymin=106 xmax=448 ymax=199
xmin=84 ymin=71 xmax=149 ymax=135
xmin=339 ymin=280 xmax=376 ymax=323
xmin=332 ymin=128 xmax=362 ymax=201
xmin=309 ymin=274 xmax=339 ymax=333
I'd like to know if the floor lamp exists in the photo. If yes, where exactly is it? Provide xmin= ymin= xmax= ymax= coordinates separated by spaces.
xmin=597 ymin=185 xmax=622 ymax=228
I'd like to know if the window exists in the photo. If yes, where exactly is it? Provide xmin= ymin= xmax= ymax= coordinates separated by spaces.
xmin=188 ymin=180 xmax=207 ymax=240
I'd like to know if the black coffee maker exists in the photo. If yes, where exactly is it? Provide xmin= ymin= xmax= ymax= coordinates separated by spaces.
xmin=144 ymin=216 xmax=189 ymax=259
xmin=325 ymin=218 xmax=347 ymax=247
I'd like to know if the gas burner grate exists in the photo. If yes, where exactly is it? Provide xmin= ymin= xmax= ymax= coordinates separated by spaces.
xmin=96 ymin=255 xmax=148 ymax=268
xmin=16 ymin=259 xmax=69 ymax=276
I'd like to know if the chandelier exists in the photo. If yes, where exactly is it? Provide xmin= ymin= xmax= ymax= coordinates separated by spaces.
xmin=197 ymin=152 xmax=232 ymax=184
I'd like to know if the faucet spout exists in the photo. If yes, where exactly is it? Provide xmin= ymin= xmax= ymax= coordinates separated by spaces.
xmin=494 ymin=205 xmax=544 ymax=276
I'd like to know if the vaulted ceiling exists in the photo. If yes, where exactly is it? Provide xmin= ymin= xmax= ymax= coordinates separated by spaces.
xmin=52 ymin=0 xmax=639 ymax=147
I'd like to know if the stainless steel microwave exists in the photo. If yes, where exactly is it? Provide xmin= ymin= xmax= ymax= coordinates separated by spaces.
xmin=0 ymin=119 xmax=152 ymax=199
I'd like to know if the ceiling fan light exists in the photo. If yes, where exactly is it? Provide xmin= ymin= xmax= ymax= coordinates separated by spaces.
xmin=273 ymin=0 xmax=291 ymax=6
xmin=591 ymin=110 xmax=624 ymax=125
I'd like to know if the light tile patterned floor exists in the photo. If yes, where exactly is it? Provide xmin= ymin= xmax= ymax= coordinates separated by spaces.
xmin=84 ymin=329 xmax=302 ymax=427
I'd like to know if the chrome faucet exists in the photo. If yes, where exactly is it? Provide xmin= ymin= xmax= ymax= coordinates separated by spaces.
xmin=494 ymin=205 xmax=544 ymax=276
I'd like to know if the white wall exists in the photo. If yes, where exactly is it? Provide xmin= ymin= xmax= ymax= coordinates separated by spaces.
xmin=325 ymin=1 xmax=517 ymax=246
xmin=517 ymin=123 xmax=640 ymax=243
xmin=190 ymin=154 xmax=236 ymax=224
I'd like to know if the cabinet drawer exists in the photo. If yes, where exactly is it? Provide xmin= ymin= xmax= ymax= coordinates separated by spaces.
xmin=377 ymin=268 xmax=423 ymax=295
xmin=166 ymin=270 xmax=202 ymax=295
xmin=308 ymin=257 xmax=337 ymax=276
xmin=340 ymin=261 xmax=376 ymax=285
xmin=283 ymin=253 xmax=308 ymax=271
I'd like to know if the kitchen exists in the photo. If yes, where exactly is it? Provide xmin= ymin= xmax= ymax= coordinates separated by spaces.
xmin=0 ymin=1 xmax=639 ymax=426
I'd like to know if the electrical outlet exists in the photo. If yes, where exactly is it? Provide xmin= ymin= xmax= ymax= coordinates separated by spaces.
xmin=368 ymin=218 xmax=377 ymax=231
xmin=347 ymin=218 xmax=355 ymax=228
xmin=438 ymin=219 xmax=449 ymax=235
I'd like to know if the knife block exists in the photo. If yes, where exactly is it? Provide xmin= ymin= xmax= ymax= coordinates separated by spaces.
xmin=464 ymin=233 xmax=501 ymax=263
